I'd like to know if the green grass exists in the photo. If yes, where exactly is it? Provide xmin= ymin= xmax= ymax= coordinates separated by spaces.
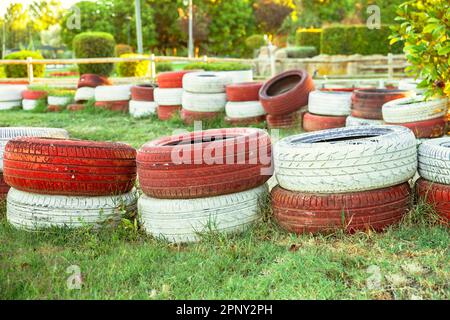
xmin=0 ymin=109 xmax=449 ymax=300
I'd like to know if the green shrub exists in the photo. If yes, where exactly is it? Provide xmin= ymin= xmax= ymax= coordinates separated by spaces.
xmin=184 ymin=62 xmax=252 ymax=71
xmin=296 ymin=29 xmax=322 ymax=52
xmin=285 ymin=46 xmax=318 ymax=58
xmin=116 ymin=44 xmax=133 ymax=57
xmin=245 ymin=35 xmax=266 ymax=50
xmin=156 ymin=62 xmax=173 ymax=73
xmin=116 ymin=54 xmax=149 ymax=77
xmin=3 ymin=51 xmax=45 ymax=78
xmin=320 ymin=25 xmax=403 ymax=55
xmin=73 ymin=32 xmax=116 ymax=76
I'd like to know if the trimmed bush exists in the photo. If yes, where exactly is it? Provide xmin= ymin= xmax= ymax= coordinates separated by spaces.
xmin=116 ymin=54 xmax=149 ymax=77
xmin=156 ymin=62 xmax=173 ymax=73
xmin=4 ymin=51 xmax=45 ymax=78
xmin=245 ymin=35 xmax=266 ymax=50
xmin=184 ymin=62 xmax=252 ymax=71
xmin=296 ymin=29 xmax=322 ymax=52
xmin=73 ymin=32 xmax=116 ymax=76
xmin=285 ymin=46 xmax=318 ymax=58
xmin=116 ymin=44 xmax=133 ymax=57
xmin=321 ymin=25 xmax=403 ymax=55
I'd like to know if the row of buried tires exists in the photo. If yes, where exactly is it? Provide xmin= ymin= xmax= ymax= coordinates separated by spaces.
xmin=0 ymin=125 xmax=448 ymax=243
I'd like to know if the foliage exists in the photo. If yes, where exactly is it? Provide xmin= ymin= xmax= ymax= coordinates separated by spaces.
xmin=116 ymin=54 xmax=149 ymax=77
xmin=3 ymin=50 xmax=45 ymax=78
xmin=390 ymin=0 xmax=450 ymax=98
xmin=156 ymin=62 xmax=173 ymax=73
xmin=73 ymin=32 xmax=116 ymax=76
xmin=184 ymin=62 xmax=252 ymax=71
xmin=245 ymin=35 xmax=266 ymax=50
xmin=285 ymin=46 xmax=318 ymax=58
xmin=116 ymin=44 xmax=133 ymax=57
xmin=295 ymin=29 xmax=322 ymax=52
xmin=253 ymin=0 xmax=294 ymax=35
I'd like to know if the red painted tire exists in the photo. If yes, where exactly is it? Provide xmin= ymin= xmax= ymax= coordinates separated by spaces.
xmin=351 ymin=89 xmax=412 ymax=120
xmin=181 ymin=109 xmax=221 ymax=125
xmin=78 ymin=74 xmax=111 ymax=88
xmin=137 ymin=128 xmax=272 ymax=199
xmin=95 ymin=100 xmax=129 ymax=113
xmin=266 ymin=112 xmax=302 ymax=129
xmin=386 ymin=117 xmax=446 ymax=139
xmin=0 ymin=173 xmax=9 ymax=200
xmin=3 ymin=137 xmax=136 ymax=196
xmin=47 ymin=105 xmax=63 ymax=112
xmin=225 ymin=115 xmax=266 ymax=126
xmin=131 ymin=84 xmax=155 ymax=101
xmin=416 ymin=178 xmax=450 ymax=223
xmin=157 ymin=71 xmax=193 ymax=89
xmin=259 ymin=69 xmax=314 ymax=116
xmin=22 ymin=90 xmax=47 ymax=100
xmin=226 ymin=82 xmax=263 ymax=102
xmin=67 ymin=104 xmax=86 ymax=112
xmin=272 ymin=183 xmax=411 ymax=234
xmin=302 ymin=112 xmax=347 ymax=132
xmin=157 ymin=105 xmax=181 ymax=120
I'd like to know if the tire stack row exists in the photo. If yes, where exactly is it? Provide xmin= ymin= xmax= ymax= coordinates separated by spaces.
xmin=3 ymin=137 xmax=137 ymax=230
xmin=382 ymin=96 xmax=448 ymax=139
xmin=155 ymin=71 xmax=190 ymax=121
xmin=22 ymin=89 xmax=47 ymax=111
xmin=416 ymin=137 xmax=450 ymax=223
xmin=0 ymin=127 xmax=70 ymax=201
xmin=129 ymin=84 xmax=157 ymax=118
xmin=136 ymin=128 xmax=272 ymax=243
xmin=302 ymin=90 xmax=352 ymax=132
xmin=69 ymin=74 xmax=111 ymax=111
xmin=272 ymin=126 xmax=417 ymax=234
xmin=259 ymin=69 xmax=314 ymax=129
xmin=0 ymin=85 xmax=26 ymax=110
xmin=181 ymin=72 xmax=231 ymax=124
xmin=224 ymin=82 xmax=266 ymax=125
xmin=95 ymin=85 xmax=132 ymax=112
xmin=346 ymin=89 xmax=413 ymax=127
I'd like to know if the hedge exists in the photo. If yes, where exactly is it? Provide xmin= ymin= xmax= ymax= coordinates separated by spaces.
xmin=321 ymin=25 xmax=403 ymax=55
xmin=116 ymin=54 xmax=149 ymax=77
xmin=4 ymin=51 xmax=45 ymax=78
xmin=285 ymin=46 xmax=318 ymax=58
xmin=73 ymin=32 xmax=116 ymax=76
xmin=296 ymin=29 xmax=322 ymax=53
xmin=184 ymin=62 xmax=252 ymax=71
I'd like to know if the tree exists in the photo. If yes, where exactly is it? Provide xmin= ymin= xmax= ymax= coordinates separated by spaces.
xmin=253 ymin=0 xmax=294 ymax=35
xmin=29 ymin=0 xmax=62 ymax=32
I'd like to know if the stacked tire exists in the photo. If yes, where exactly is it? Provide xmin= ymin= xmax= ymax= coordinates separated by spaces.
xmin=70 ymin=74 xmax=111 ymax=111
xmin=260 ymin=69 xmax=314 ymax=129
xmin=3 ymin=137 xmax=137 ymax=230
xmin=22 ymin=89 xmax=47 ymax=111
xmin=347 ymin=89 xmax=413 ymax=127
xmin=0 ymin=127 xmax=69 ymax=200
xmin=416 ymin=137 xmax=450 ymax=224
xmin=47 ymin=94 xmax=73 ymax=112
xmin=181 ymin=72 xmax=231 ymax=124
xmin=155 ymin=71 xmax=190 ymax=121
xmin=225 ymin=82 xmax=266 ymax=125
xmin=0 ymin=85 xmax=27 ymax=110
xmin=382 ymin=96 xmax=448 ymax=139
xmin=272 ymin=126 xmax=417 ymax=234
xmin=95 ymin=85 xmax=131 ymax=112
xmin=302 ymin=90 xmax=351 ymax=132
xmin=137 ymin=128 xmax=272 ymax=243
xmin=130 ymin=84 xmax=157 ymax=118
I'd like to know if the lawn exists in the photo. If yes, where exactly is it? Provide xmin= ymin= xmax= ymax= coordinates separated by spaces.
xmin=0 ymin=108 xmax=449 ymax=300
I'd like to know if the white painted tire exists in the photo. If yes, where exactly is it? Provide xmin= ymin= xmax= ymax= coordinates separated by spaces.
xmin=225 ymin=101 xmax=266 ymax=118
xmin=129 ymin=100 xmax=157 ymax=118
xmin=139 ymin=185 xmax=266 ymax=243
xmin=182 ymin=91 xmax=227 ymax=112
xmin=95 ymin=85 xmax=131 ymax=102
xmin=75 ymin=87 xmax=95 ymax=102
xmin=418 ymin=137 xmax=450 ymax=185
xmin=154 ymin=88 xmax=183 ymax=106
xmin=183 ymin=72 xmax=232 ymax=93
xmin=0 ymin=85 xmax=27 ymax=101
xmin=215 ymin=70 xmax=253 ymax=84
xmin=0 ymin=127 xmax=69 ymax=171
xmin=22 ymin=99 xmax=38 ymax=111
xmin=47 ymin=96 xmax=73 ymax=106
xmin=0 ymin=100 xmax=22 ymax=110
xmin=6 ymin=188 xmax=137 ymax=230
xmin=346 ymin=116 xmax=384 ymax=127
xmin=382 ymin=96 xmax=448 ymax=123
xmin=274 ymin=125 xmax=417 ymax=193
xmin=398 ymin=78 xmax=425 ymax=94
xmin=308 ymin=90 xmax=352 ymax=116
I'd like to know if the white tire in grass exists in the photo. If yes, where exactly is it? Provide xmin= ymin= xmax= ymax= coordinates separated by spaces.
xmin=22 ymin=99 xmax=39 ymax=111
xmin=183 ymin=72 xmax=232 ymax=93
xmin=95 ymin=85 xmax=131 ymax=102
xmin=418 ymin=137 xmax=450 ymax=185
xmin=139 ymin=185 xmax=266 ymax=243
xmin=308 ymin=90 xmax=352 ymax=116
xmin=0 ymin=100 xmax=22 ymax=110
xmin=6 ymin=188 xmax=138 ymax=230
xmin=47 ymin=96 xmax=73 ymax=106
xmin=0 ymin=127 xmax=69 ymax=171
xmin=274 ymin=125 xmax=417 ymax=193
xmin=0 ymin=85 xmax=27 ymax=101
xmin=75 ymin=87 xmax=95 ymax=102
xmin=382 ymin=96 xmax=448 ymax=123
xmin=225 ymin=101 xmax=266 ymax=118
xmin=182 ymin=91 xmax=227 ymax=112
xmin=129 ymin=100 xmax=157 ymax=118
xmin=346 ymin=116 xmax=384 ymax=127
xmin=154 ymin=88 xmax=183 ymax=106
